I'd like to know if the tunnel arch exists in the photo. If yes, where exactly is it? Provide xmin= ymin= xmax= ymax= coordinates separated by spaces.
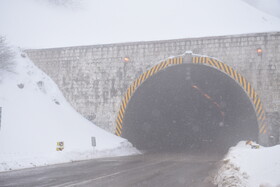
xmin=115 ymin=54 xmax=267 ymax=144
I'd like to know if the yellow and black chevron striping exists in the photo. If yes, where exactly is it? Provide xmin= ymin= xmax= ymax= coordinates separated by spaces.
xmin=192 ymin=56 xmax=267 ymax=134
xmin=115 ymin=56 xmax=183 ymax=136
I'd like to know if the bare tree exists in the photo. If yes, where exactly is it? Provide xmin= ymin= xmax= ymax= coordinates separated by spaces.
xmin=0 ymin=36 xmax=15 ymax=78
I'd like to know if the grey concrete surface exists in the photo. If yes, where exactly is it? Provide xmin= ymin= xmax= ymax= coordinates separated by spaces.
xmin=0 ymin=153 xmax=220 ymax=187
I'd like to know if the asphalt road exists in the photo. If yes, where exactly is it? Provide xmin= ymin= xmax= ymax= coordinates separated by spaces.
xmin=0 ymin=152 xmax=220 ymax=187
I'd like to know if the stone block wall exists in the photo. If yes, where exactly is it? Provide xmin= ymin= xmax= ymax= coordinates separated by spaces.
xmin=26 ymin=32 xmax=280 ymax=133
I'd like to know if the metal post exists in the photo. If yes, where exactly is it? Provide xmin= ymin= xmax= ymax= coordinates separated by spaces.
xmin=91 ymin=137 xmax=96 ymax=153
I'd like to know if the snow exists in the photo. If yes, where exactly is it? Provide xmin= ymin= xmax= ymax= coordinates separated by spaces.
xmin=214 ymin=141 xmax=280 ymax=187
xmin=0 ymin=0 xmax=280 ymax=49
xmin=242 ymin=0 xmax=280 ymax=19
xmin=0 ymin=44 xmax=139 ymax=172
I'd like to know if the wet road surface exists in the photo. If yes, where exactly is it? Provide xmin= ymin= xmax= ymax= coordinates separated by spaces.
xmin=0 ymin=152 xmax=220 ymax=187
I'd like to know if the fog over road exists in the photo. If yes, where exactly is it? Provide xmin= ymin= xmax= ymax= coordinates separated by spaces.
xmin=0 ymin=152 xmax=220 ymax=187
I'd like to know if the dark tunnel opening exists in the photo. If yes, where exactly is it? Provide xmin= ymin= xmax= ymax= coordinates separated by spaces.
xmin=121 ymin=63 xmax=259 ymax=154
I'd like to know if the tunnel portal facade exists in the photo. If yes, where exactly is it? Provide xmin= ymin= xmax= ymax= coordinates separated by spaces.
xmin=116 ymin=54 xmax=266 ymax=151
xmin=26 ymin=32 xmax=280 ymax=146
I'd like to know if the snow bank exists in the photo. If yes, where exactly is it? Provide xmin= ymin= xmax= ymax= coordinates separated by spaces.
xmin=214 ymin=141 xmax=280 ymax=187
xmin=0 ymin=0 xmax=280 ymax=48
xmin=0 ymin=43 xmax=139 ymax=172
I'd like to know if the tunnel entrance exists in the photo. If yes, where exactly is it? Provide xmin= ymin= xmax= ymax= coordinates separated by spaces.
xmin=121 ymin=63 xmax=259 ymax=154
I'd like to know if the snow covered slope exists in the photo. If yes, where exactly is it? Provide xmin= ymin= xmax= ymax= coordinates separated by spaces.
xmin=214 ymin=141 xmax=280 ymax=187
xmin=0 ymin=42 xmax=139 ymax=172
xmin=242 ymin=0 xmax=280 ymax=19
xmin=0 ymin=0 xmax=280 ymax=48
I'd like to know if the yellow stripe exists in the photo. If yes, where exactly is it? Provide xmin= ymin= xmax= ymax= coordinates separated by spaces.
xmin=258 ymin=109 xmax=265 ymax=121
xmin=169 ymin=58 xmax=172 ymax=64
xmin=229 ymin=67 xmax=234 ymax=78
xmin=124 ymin=99 xmax=128 ymax=109
xmin=135 ymin=76 xmax=141 ymax=87
xmin=141 ymin=71 xmax=148 ymax=82
xmin=169 ymin=58 xmax=173 ymax=64
xmin=259 ymin=124 xmax=266 ymax=134
xmin=158 ymin=61 xmax=166 ymax=71
xmin=218 ymin=61 xmax=225 ymax=72
xmin=210 ymin=58 xmax=219 ymax=69
xmin=202 ymin=57 xmax=206 ymax=63
xmin=204 ymin=59 xmax=211 ymax=66
xmin=119 ymin=106 xmax=124 ymax=117
xmin=242 ymin=77 xmax=247 ymax=91
xmin=153 ymin=63 xmax=160 ymax=73
xmin=207 ymin=58 xmax=215 ymax=67
xmin=119 ymin=108 xmax=124 ymax=118
xmin=115 ymin=124 xmax=122 ymax=135
xmin=179 ymin=56 xmax=183 ymax=64
xmin=130 ymin=82 xmax=135 ymax=93
xmin=247 ymin=82 xmax=251 ymax=96
xmin=253 ymin=93 xmax=258 ymax=105
xmin=199 ymin=57 xmax=203 ymax=63
xmin=145 ymin=68 xmax=152 ymax=80
xmin=122 ymin=98 xmax=127 ymax=110
xmin=126 ymin=88 xmax=130 ymax=100
xmin=116 ymin=123 xmax=122 ymax=132
xmin=128 ymin=87 xmax=132 ymax=98
xmin=132 ymin=83 xmax=137 ymax=93
xmin=213 ymin=59 xmax=221 ymax=69
xmin=116 ymin=128 xmax=121 ymax=136
xmin=150 ymin=65 xmax=157 ymax=76
xmin=261 ymin=115 xmax=266 ymax=121
xmin=116 ymin=116 xmax=122 ymax=126
xmin=173 ymin=58 xmax=177 ymax=64
xmin=256 ymin=98 xmax=261 ymax=109
xmin=155 ymin=63 xmax=162 ymax=72
xmin=163 ymin=60 xmax=170 ymax=68
xmin=253 ymin=91 xmax=257 ymax=101
xmin=137 ymin=74 xmax=144 ymax=86
xmin=238 ymin=73 xmax=243 ymax=87
xmin=125 ymin=91 xmax=129 ymax=105
xmin=223 ymin=64 xmax=230 ymax=74
xmin=232 ymin=70 xmax=238 ymax=81
xmin=116 ymin=120 xmax=122 ymax=130
xmin=117 ymin=122 xmax=122 ymax=129
xmin=257 ymin=104 xmax=263 ymax=114
xmin=116 ymin=122 xmax=122 ymax=130
xmin=115 ymin=130 xmax=120 ymax=136
xmin=117 ymin=114 xmax=123 ymax=124
xmin=250 ymin=87 xmax=254 ymax=99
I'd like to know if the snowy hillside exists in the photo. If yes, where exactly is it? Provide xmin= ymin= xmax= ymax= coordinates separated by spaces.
xmin=0 ymin=0 xmax=280 ymax=48
xmin=242 ymin=0 xmax=280 ymax=18
xmin=214 ymin=141 xmax=280 ymax=187
xmin=0 ymin=41 xmax=139 ymax=172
